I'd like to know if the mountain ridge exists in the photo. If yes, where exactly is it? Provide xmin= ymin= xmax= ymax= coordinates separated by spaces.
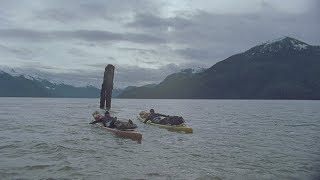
xmin=0 ymin=71 xmax=101 ymax=98
xmin=118 ymin=37 xmax=320 ymax=99
xmin=0 ymin=68 xmax=126 ymax=98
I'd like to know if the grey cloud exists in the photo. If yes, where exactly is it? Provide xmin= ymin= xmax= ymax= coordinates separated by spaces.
xmin=127 ymin=13 xmax=168 ymax=29
xmin=0 ymin=29 xmax=166 ymax=44
xmin=127 ymin=2 xmax=320 ymax=63
xmin=1 ymin=0 xmax=319 ymax=88
xmin=107 ymin=63 xmax=188 ymax=88
xmin=67 ymin=48 xmax=92 ymax=57
xmin=124 ymin=33 xmax=165 ymax=44
xmin=77 ymin=62 xmax=202 ymax=88
xmin=128 ymin=13 xmax=192 ymax=30
xmin=118 ymin=47 xmax=157 ymax=55
xmin=34 ymin=0 xmax=162 ymax=23
xmin=108 ymin=56 xmax=116 ymax=61
xmin=85 ymin=63 xmax=114 ymax=69
xmin=21 ymin=63 xmax=57 ymax=71
xmin=36 ymin=8 xmax=81 ymax=23
xmin=0 ymin=29 xmax=50 ymax=41
xmin=52 ymin=64 xmax=175 ymax=88
xmin=0 ymin=44 xmax=37 ymax=59
xmin=175 ymin=48 xmax=222 ymax=61
xmin=135 ymin=59 xmax=157 ymax=65
xmin=114 ymin=63 xmax=210 ymax=87
xmin=65 ymin=30 xmax=166 ymax=44
xmin=57 ymin=30 xmax=122 ymax=41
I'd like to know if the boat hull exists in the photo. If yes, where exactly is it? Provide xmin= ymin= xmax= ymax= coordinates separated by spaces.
xmin=95 ymin=123 xmax=143 ymax=142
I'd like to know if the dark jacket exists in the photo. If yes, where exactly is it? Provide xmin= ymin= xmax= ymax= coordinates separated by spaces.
xmin=143 ymin=113 xmax=169 ymax=123
xmin=90 ymin=115 xmax=115 ymax=127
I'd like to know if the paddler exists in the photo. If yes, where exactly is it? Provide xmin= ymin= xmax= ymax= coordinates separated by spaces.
xmin=143 ymin=109 xmax=169 ymax=124
xmin=90 ymin=111 xmax=116 ymax=128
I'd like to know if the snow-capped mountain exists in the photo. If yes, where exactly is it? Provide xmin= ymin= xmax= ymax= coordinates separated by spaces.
xmin=264 ymin=37 xmax=309 ymax=50
xmin=0 ymin=66 xmax=101 ymax=88
xmin=0 ymin=70 xmax=101 ymax=97
xmin=244 ymin=37 xmax=318 ymax=57
xmin=0 ymin=66 xmax=125 ymax=97
xmin=118 ymin=37 xmax=320 ymax=99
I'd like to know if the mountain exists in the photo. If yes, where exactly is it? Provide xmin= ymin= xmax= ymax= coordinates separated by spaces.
xmin=0 ymin=71 xmax=100 ymax=98
xmin=112 ymin=88 xmax=124 ymax=97
xmin=0 ymin=65 xmax=106 ymax=88
xmin=118 ymin=37 xmax=320 ymax=99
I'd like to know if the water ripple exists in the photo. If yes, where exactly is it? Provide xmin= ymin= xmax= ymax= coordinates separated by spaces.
xmin=0 ymin=98 xmax=319 ymax=179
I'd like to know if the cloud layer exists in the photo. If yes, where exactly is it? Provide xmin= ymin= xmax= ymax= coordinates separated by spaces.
xmin=0 ymin=0 xmax=319 ymax=88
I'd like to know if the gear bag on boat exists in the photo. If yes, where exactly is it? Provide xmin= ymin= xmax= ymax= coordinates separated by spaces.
xmin=159 ymin=116 xmax=185 ymax=125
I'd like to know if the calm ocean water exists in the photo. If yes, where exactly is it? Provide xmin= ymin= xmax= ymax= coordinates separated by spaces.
xmin=0 ymin=98 xmax=319 ymax=180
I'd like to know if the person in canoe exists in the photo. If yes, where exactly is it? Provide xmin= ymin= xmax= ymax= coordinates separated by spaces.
xmin=91 ymin=111 xmax=137 ymax=130
xmin=90 ymin=111 xmax=116 ymax=128
xmin=141 ymin=109 xmax=185 ymax=125
xmin=143 ymin=109 xmax=169 ymax=124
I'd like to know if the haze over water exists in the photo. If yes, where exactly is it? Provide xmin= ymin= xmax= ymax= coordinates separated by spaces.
xmin=0 ymin=98 xmax=319 ymax=179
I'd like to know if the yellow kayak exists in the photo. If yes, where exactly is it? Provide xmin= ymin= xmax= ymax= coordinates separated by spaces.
xmin=137 ymin=116 xmax=193 ymax=133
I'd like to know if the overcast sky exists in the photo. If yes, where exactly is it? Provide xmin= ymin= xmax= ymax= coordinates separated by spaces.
xmin=0 ymin=0 xmax=319 ymax=88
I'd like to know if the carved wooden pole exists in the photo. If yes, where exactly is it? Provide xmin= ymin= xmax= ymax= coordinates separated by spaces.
xmin=100 ymin=64 xmax=115 ymax=110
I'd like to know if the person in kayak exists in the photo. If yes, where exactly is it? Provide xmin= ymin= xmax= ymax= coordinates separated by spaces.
xmin=143 ymin=109 xmax=169 ymax=124
xmin=90 ymin=111 xmax=116 ymax=128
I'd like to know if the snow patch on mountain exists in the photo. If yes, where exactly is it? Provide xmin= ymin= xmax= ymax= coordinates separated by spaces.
xmin=290 ymin=40 xmax=308 ymax=50
xmin=1 ymin=66 xmax=46 ymax=80
xmin=180 ymin=67 xmax=206 ymax=74
xmin=262 ymin=37 xmax=309 ymax=51
xmin=244 ymin=37 xmax=311 ymax=57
